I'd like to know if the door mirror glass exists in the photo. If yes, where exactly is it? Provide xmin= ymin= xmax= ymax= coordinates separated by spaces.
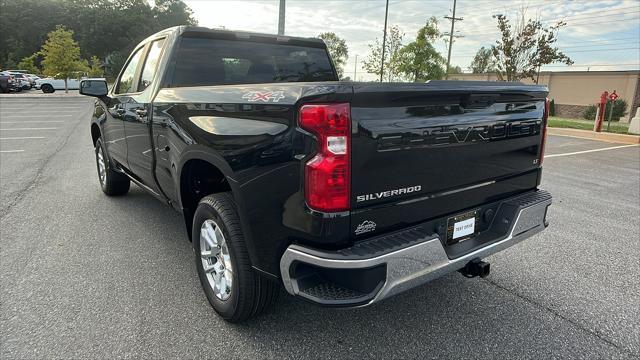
xmin=80 ymin=79 xmax=108 ymax=97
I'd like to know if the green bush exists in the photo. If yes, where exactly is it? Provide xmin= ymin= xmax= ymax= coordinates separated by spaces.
xmin=549 ymin=99 xmax=555 ymax=116
xmin=584 ymin=100 xmax=629 ymax=121
xmin=608 ymin=99 xmax=628 ymax=121
xmin=583 ymin=104 xmax=597 ymax=120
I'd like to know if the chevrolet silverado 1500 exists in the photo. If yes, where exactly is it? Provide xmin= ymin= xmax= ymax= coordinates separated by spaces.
xmin=79 ymin=26 xmax=552 ymax=322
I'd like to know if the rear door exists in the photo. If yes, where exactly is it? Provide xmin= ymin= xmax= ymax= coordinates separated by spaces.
xmin=349 ymin=82 xmax=548 ymax=237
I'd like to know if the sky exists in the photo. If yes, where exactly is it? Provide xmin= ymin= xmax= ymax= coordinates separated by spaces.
xmin=183 ymin=0 xmax=640 ymax=80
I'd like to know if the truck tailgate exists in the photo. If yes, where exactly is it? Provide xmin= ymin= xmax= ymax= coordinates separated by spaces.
xmin=349 ymin=81 xmax=548 ymax=238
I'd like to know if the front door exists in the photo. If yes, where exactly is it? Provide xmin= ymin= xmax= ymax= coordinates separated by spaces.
xmin=124 ymin=38 xmax=166 ymax=192
xmin=104 ymin=47 xmax=145 ymax=168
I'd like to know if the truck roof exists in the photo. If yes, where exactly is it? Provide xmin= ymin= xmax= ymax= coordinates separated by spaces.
xmin=139 ymin=26 xmax=326 ymax=49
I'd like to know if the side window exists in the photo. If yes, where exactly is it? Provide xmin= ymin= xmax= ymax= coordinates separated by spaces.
xmin=138 ymin=39 xmax=165 ymax=92
xmin=115 ymin=47 xmax=144 ymax=94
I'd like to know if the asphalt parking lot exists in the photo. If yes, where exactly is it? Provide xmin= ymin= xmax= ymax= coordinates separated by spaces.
xmin=1 ymin=96 xmax=639 ymax=359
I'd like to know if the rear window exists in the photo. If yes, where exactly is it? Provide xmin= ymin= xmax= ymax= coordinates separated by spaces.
xmin=170 ymin=37 xmax=337 ymax=87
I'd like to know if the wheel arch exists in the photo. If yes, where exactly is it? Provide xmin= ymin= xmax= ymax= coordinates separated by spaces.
xmin=176 ymin=148 xmax=248 ymax=244
xmin=91 ymin=122 xmax=101 ymax=146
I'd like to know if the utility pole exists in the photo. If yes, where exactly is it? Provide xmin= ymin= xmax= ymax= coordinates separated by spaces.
xmin=444 ymin=0 xmax=463 ymax=79
xmin=278 ymin=0 xmax=285 ymax=35
xmin=379 ymin=0 xmax=389 ymax=82
xmin=354 ymin=54 xmax=358 ymax=81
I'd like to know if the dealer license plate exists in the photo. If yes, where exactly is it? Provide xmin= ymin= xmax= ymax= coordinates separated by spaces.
xmin=446 ymin=209 xmax=479 ymax=244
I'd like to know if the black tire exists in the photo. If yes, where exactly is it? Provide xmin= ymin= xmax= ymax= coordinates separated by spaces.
xmin=41 ymin=84 xmax=54 ymax=93
xmin=95 ymin=138 xmax=130 ymax=196
xmin=193 ymin=193 xmax=279 ymax=322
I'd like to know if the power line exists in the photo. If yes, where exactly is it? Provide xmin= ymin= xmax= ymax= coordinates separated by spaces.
xmin=455 ymin=42 xmax=640 ymax=56
xmin=460 ymin=16 xmax=640 ymax=38
xmin=541 ymin=63 xmax=640 ymax=67
xmin=456 ymin=5 xmax=640 ymax=33
xmin=454 ymin=46 xmax=640 ymax=58
xmin=561 ymin=36 xmax=640 ymax=44
xmin=458 ymin=9 xmax=640 ymax=34
xmin=457 ymin=0 xmax=563 ymax=15
xmin=565 ymin=47 xmax=640 ymax=53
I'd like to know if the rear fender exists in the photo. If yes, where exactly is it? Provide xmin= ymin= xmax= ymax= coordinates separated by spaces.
xmin=176 ymin=146 xmax=259 ymax=271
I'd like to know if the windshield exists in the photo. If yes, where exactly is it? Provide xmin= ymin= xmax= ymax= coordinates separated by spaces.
xmin=170 ymin=37 xmax=337 ymax=87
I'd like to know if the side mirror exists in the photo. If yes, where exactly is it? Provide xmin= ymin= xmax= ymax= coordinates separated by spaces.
xmin=80 ymin=79 xmax=108 ymax=97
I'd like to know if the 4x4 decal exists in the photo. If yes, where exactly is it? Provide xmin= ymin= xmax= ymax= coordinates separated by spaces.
xmin=242 ymin=91 xmax=285 ymax=102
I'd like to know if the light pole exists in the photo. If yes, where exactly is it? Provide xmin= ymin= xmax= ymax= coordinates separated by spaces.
xmin=379 ymin=0 xmax=389 ymax=82
xmin=354 ymin=54 xmax=358 ymax=81
xmin=278 ymin=0 xmax=285 ymax=35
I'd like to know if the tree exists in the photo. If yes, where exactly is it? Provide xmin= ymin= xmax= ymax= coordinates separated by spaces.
xmin=395 ymin=18 xmax=445 ymax=82
xmin=154 ymin=0 xmax=197 ymax=29
xmin=88 ymin=55 xmax=104 ymax=77
xmin=469 ymin=47 xmax=495 ymax=73
xmin=40 ymin=26 xmax=87 ymax=93
xmin=318 ymin=32 xmax=349 ymax=78
xmin=491 ymin=11 xmax=573 ymax=81
xmin=17 ymin=53 xmax=41 ymax=74
xmin=0 ymin=0 xmax=197 ymax=74
xmin=363 ymin=25 xmax=404 ymax=82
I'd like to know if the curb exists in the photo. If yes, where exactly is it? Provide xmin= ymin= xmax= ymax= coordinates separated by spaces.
xmin=548 ymin=127 xmax=640 ymax=144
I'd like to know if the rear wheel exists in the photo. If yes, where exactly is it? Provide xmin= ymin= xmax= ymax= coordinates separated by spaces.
xmin=193 ymin=193 xmax=279 ymax=322
xmin=95 ymin=138 xmax=130 ymax=196
xmin=41 ymin=84 xmax=54 ymax=93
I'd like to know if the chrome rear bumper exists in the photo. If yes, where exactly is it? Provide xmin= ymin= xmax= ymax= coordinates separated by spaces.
xmin=280 ymin=190 xmax=552 ymax=306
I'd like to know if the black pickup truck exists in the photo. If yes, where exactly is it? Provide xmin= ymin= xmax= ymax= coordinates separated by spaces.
xmin=79 ymin=26 xmax=552 ymax=322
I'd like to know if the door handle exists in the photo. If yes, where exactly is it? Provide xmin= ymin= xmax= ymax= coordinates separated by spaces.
xmin=135 ymin=109 xmax=148 ymax=117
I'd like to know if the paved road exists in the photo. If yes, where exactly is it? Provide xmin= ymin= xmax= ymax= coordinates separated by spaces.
xmin=1 ymin=96 xmax=638 ymax=359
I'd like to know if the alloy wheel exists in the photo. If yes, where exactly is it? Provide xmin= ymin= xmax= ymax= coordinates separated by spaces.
xmin=200 ymin=219 xmax=233 ymax=300
xmin=97 ymin=146 xmax=106 ymax=185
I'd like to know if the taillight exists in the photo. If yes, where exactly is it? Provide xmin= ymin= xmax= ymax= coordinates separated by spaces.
xmin=299 ymin=103 xmax=351 ymax=212
xmin=540 ymin=98 xmax=550 ymax=164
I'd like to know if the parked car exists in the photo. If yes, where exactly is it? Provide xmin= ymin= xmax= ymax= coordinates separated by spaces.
xmin=35 ymin=73 xmax=86 ymax=93
xmin=0 ymin=71 xmax=21 ymax=92
xmin=24 ymin=74 xmax=40 ymax=87
xmin=36 ymin=74 xmax=84 ymax=93
xmin=79 ymin=26 xmax=552 ymax=322
xmin=9 ymin=73 xmax=31 ymax=90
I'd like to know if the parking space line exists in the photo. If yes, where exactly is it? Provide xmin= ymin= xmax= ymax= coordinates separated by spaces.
xmin=0 ymin=107 xmax=86 ymax=110
xmin=545 ymin=144 xmax=639 ymax=158
xmin=0 ymin=150 xmax=25 ymax=153
xmin=0 ymin=128 xmax=59 ymax=131
xmin=1 ymin=121 xmax=65 ymax=124
xmin=0 ymin=115 xmax=74 ymax=118
xmin=0 ymin=137 xmax=46 ymax=140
